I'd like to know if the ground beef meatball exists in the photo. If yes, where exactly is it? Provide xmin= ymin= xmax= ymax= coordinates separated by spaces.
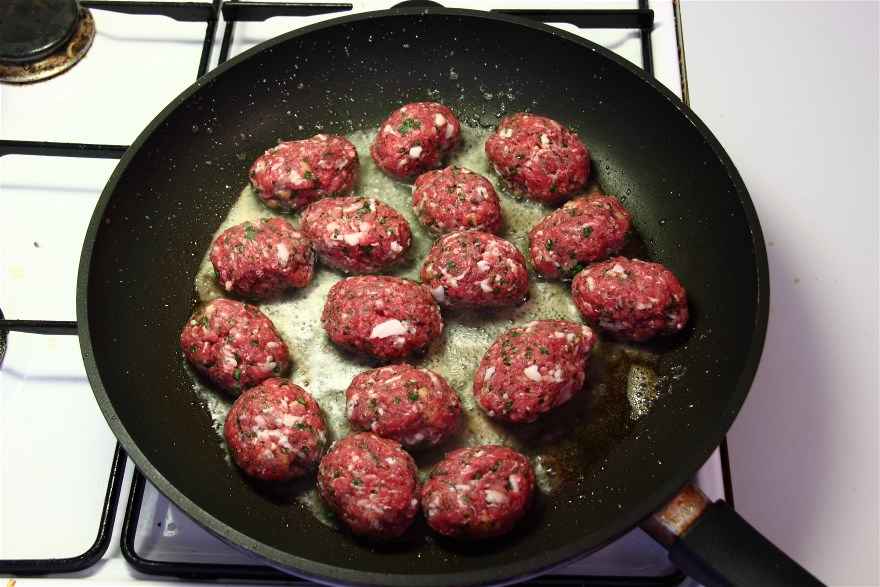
xmin=421 ymin=446 xmax=535 ymax=539
xmin=370 ymin=102 xmax=461 ymax=180
xmin=210 ymin=218 xmax=315 ymax=299
xmin=571 ymin=257 xmax=689 ymax=342
xmin=412 ymin=166 xmax=502 ymax=235
xmin=473 ymin=320 xmax=596 ymax=423
xmin=420 ymin=231 xmax=529 ymax=308
xmin=224 ymin=378 xmax=327 ymax=481
xmin=249 ymin=134 xmax=358 ymax=212
xmin=528 ymin=194 xmax=631 ymax=279
xmin=300 ymin=196 xmax=411 ymax=274
xmin=346 ymin=364 xmax=461 ymax=449
xmin=321 ymin=276 xmax=443 ymax=361
xmin=317 ymin=432 xmax=419 ymax=539
xmin=180 ymin=299 xmax=290 ymax=394
xmin=485 ymin=113 xmax=589 ymax=204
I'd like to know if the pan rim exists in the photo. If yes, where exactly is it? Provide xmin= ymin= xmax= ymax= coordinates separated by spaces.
xmin=77 ymin=6 xmax=769 ymax=586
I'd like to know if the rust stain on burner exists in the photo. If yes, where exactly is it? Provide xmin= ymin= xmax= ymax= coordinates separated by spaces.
xmin=0 ymin=8 xmax=95 ymax=84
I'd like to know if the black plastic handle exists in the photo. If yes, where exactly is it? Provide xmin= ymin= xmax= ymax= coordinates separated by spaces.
xmin=669 ymin=500 xmax=824 ymax=587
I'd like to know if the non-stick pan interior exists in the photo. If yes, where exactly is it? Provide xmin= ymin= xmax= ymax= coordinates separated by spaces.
xmin=79 ymin=10 xmax=765 ymax=586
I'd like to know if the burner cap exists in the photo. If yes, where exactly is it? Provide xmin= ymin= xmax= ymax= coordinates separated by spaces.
xmin=0 ymin=0 xmax=80 ymax=64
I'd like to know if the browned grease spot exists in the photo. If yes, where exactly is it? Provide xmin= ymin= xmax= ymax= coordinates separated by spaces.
xmin=415 ymin=340 xmax=661 ymax=491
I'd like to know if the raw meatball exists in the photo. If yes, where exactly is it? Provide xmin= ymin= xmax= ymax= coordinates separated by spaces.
xmin=412 ymin=166 xmax=502 ymax=235
xmin=249 ymin=134 xmax=358 ymax=212
xmin=321 ymin=276 xmax=443 ymax=361
xmin=473 ymin=320 xmax=596 ymax=423
xmin=317 ymin=432 xmax=419 ymax=539
xmin=420 ymin=231 xmax=529 ymax=308
xmin=300 ymin=196 xmax=411 ymax=274
xmin=210 ymin=218 xmax=315 ymax=299
xmin=370 ymin=102 xmax=461 ymax=180
xmin=528 ymin=194 xmax=631 ymax=279
xmin=180 ymin=299 xmax=290 ymax=394
xmin=571 ymin=257 xmax=689 ymax=342
xmin=346 ymin=364 xmax=461 ymax=449
xmin=485 ymin=113 xmax=589 ymax=204
xmin=224 ymin=378 xmax=327 ymax=481
xmin=421 ymin=446 xmax=535 ymax=539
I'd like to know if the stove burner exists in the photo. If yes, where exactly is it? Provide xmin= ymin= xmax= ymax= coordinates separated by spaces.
xmin=0 ymin=2 xmax=95 ymax=84
xmin=0 ymin=0 xmax=79 ymax=63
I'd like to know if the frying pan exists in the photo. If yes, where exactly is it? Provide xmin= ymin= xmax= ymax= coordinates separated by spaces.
xmin=76 ymin=7 xmax=821 ymax=586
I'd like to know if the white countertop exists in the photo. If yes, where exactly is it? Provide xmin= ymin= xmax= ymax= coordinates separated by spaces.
xmin=679 ymin=2 xmax=879 ymax=585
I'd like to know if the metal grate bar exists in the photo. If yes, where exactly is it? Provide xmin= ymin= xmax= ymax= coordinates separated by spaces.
xmin=637 ymin=0 xmax=654 ymax=76
xmin=493 ymin=8 xmax=653 ymax=30
xmin=121 ymin=471 xmax=294 ymax=581
xmin=0 ymin=140 xmax=128 ymax=159
xmin=82 ymin=1 xmax=214 ymax=22
xmin=221 ymin=2 xmax=353 ymax=22
xmin=198 ymin=0 xmax=224 ymax=77
xmin=217 ymin=2 xmax=353 ymax=62
xmin=0 ymin=320 xmax=78 ymax=335
xmin=217 ymin=17 xmax=237 ymax=64
xmin=0 ymin=444 xmax=127 ymax=575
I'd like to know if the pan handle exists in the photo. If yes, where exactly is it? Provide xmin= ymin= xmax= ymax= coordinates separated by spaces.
xmin=642 ymin=484 xmax=824 ymax=586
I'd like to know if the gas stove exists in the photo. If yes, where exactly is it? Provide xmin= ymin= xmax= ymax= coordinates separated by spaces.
xmin=0 ymin=2 xmax=727 ymax=584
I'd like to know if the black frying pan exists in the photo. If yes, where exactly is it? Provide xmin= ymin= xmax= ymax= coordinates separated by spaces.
xmin=76 ymin=8 xmax=821 ymax=586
